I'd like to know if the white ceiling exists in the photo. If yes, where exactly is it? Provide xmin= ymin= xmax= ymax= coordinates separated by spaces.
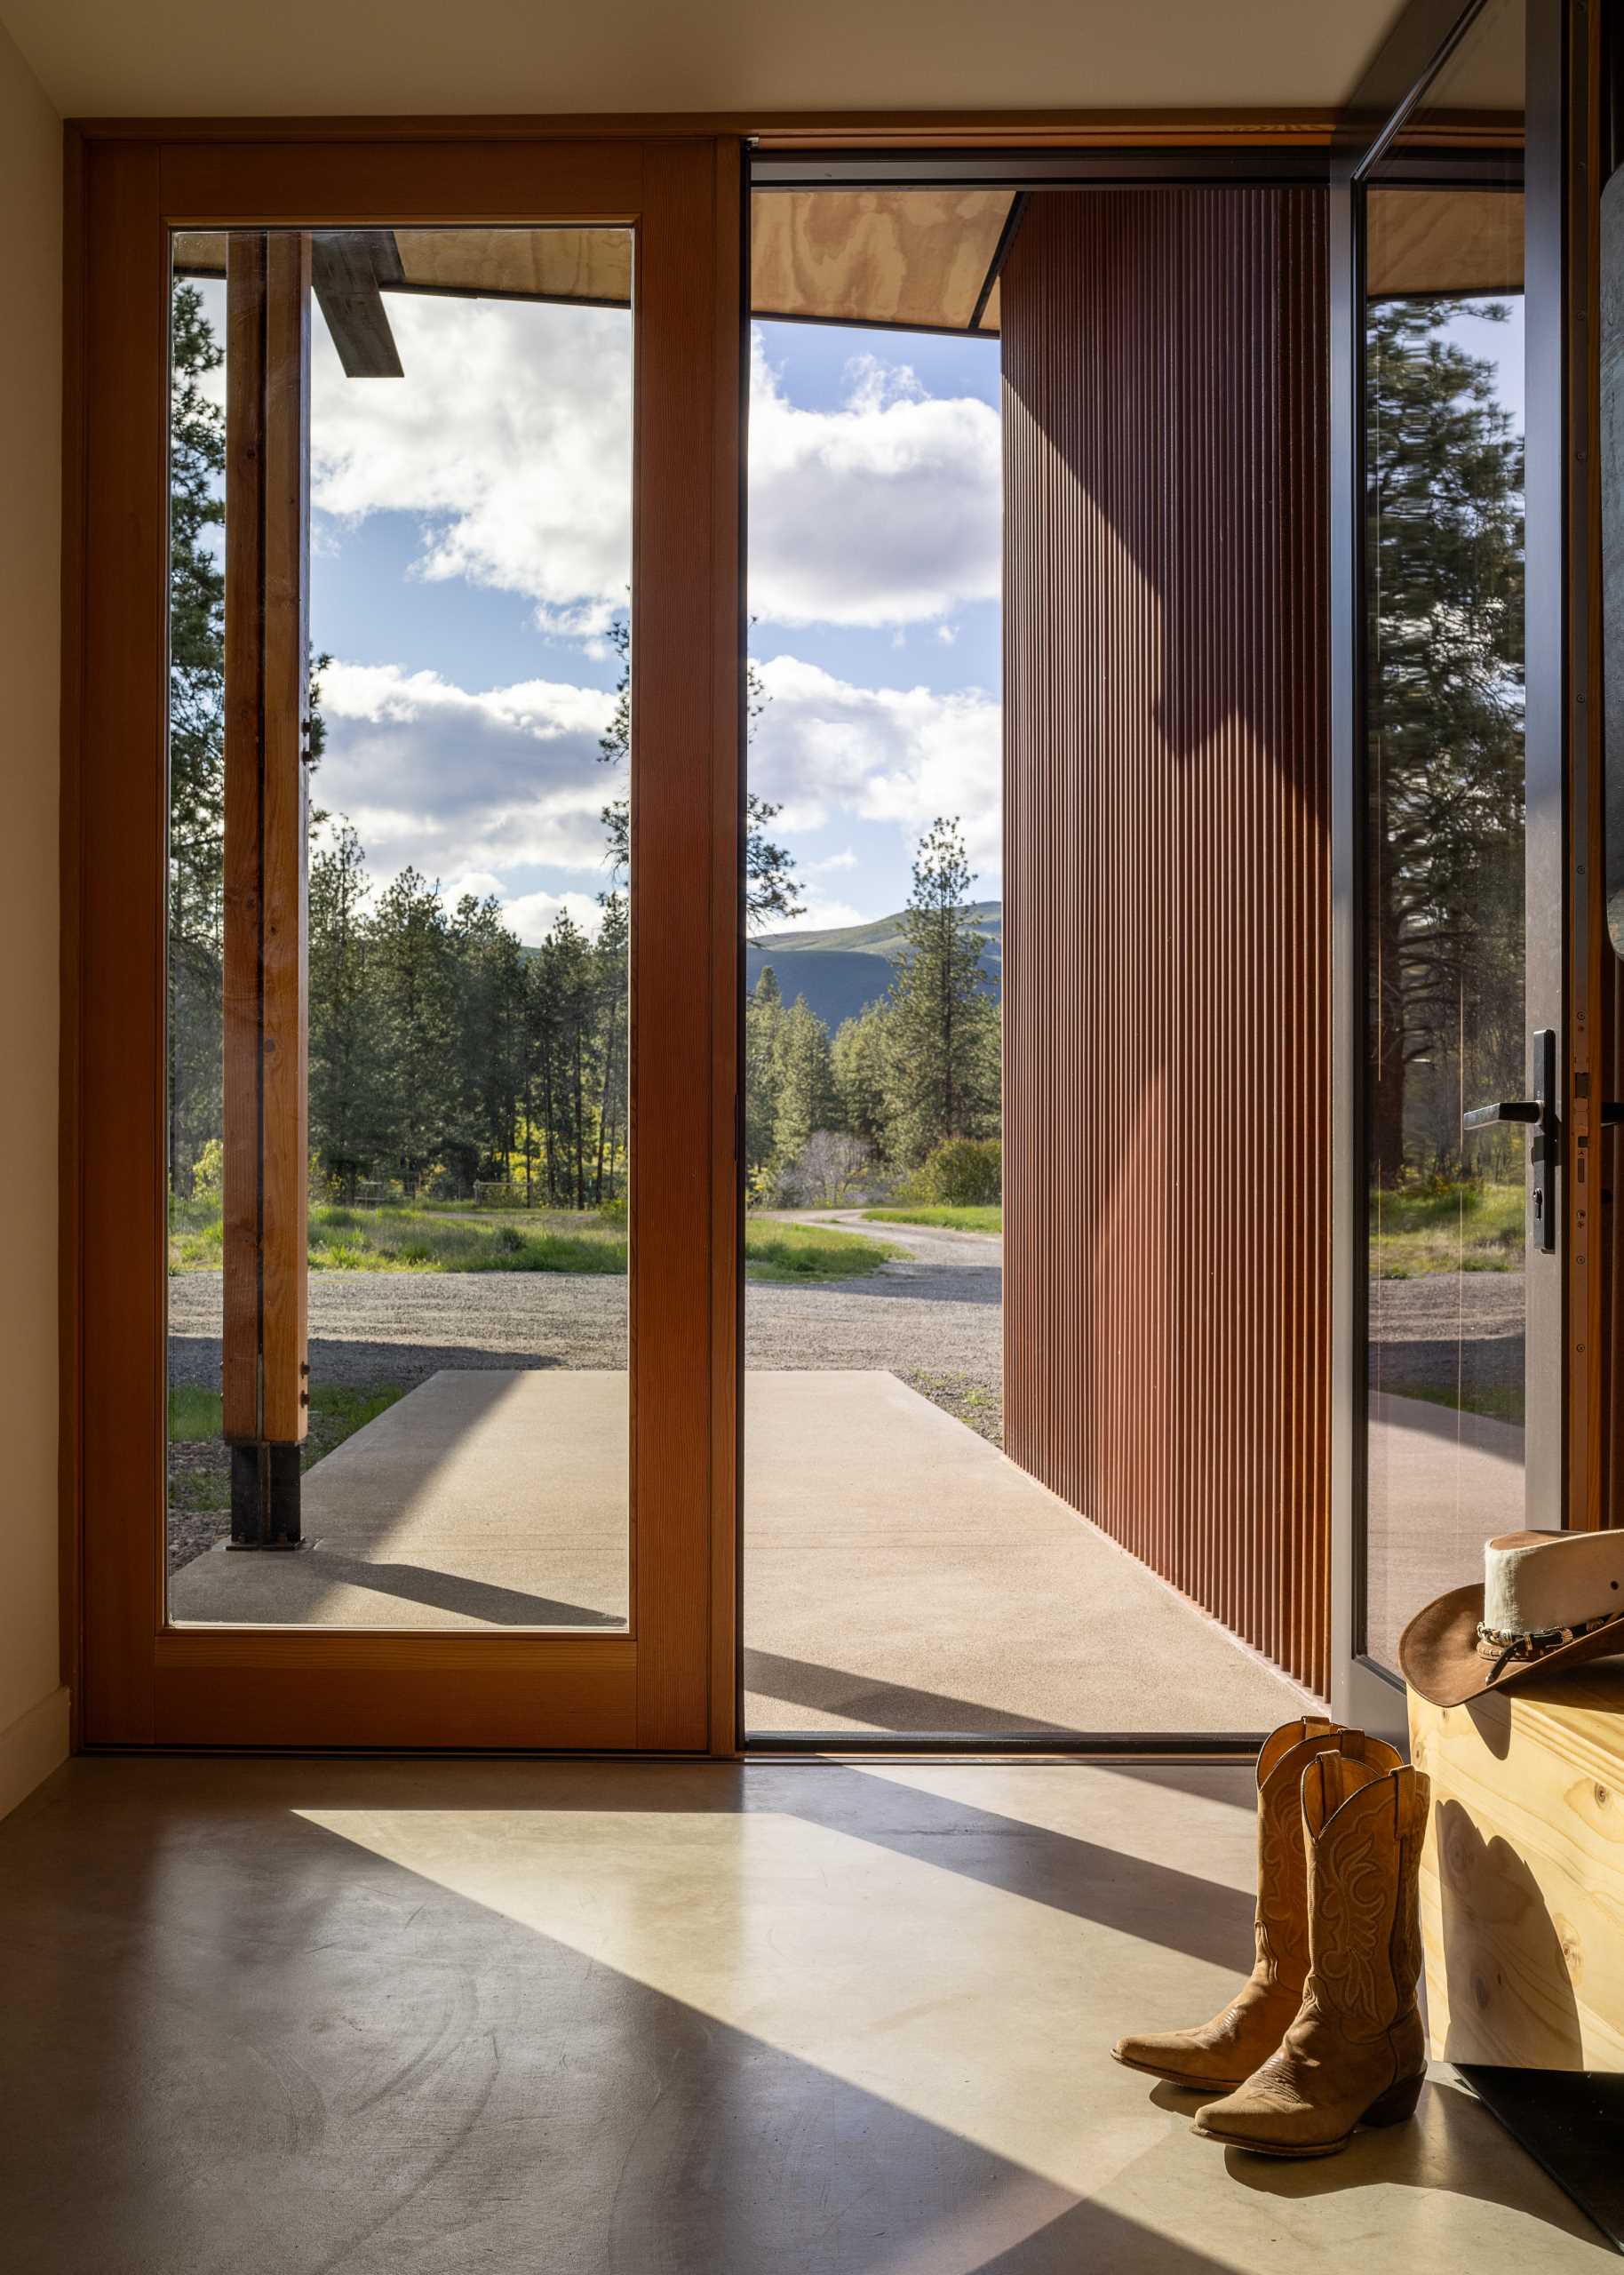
xmin=3 ymin=0 xmax=1412 ymax=123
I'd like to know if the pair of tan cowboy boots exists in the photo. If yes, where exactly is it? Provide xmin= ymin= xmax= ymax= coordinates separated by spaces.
xmin=1112 ymin=1715 xmax=1430 ymax=2159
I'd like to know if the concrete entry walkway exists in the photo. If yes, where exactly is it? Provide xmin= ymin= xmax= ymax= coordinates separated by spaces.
xmin=744 ymin=1371 xmax=1306 ymax=1732
xmin=171 ymin=1368 xmax=1310 ymax=1734
xmin=171 ymin=1370 xmax=631 ymax=1630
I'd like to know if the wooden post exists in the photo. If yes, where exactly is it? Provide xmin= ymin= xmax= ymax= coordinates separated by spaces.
xmin=222 ymin=231 xmax=312 ymax=1545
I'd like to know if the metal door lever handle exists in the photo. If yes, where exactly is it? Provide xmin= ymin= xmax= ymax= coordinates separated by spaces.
xmin=1462 ymin=1029 xmax=1558 ymax=1256
xmin=1461 ymin=1100 xmax=1541 ymax=1130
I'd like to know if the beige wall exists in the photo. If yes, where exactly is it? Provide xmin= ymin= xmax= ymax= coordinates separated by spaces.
xmin=0 ymin=18 xmax=65 ymax=1816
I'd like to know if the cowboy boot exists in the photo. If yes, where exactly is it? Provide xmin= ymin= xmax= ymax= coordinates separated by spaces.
xmin=1111 ymin=1720 xmax=1399 ymax=2093
xmin=1191 ymin=1748 xmax=1430 ymax=2157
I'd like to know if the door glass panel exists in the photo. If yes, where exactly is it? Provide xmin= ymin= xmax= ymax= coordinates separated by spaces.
xmin=1361 ymin=0 xmax=1528 ymax=1672
xmin=165 ymin=225 xmax=635 ymax=1628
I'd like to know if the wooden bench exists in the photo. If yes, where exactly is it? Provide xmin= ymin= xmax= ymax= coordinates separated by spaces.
xmin=1409 ymin=1662 xmax=1624 ymax=2071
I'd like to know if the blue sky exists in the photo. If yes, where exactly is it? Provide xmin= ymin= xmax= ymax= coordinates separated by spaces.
xmin=275 ymin=257 xmax=1005 ymax=945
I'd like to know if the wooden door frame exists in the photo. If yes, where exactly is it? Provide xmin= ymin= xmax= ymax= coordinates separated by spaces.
xmin=61 ymin=131 xmax=743 ymax=1752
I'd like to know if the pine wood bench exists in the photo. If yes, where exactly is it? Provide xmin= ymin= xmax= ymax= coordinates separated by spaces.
xmin=1409 ymin=1662 xmax=1624 ymax=2071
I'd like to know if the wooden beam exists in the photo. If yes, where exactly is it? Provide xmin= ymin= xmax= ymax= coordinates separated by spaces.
xmin=221 ymin=232 xmax=267 ymax=1455
xmin=311 ymin=230 xmax=403 ymax=378
xmin=223 ymin=232 xmax=312 ymax=1543
xmin=261 ymin=233 xmax=313 ymax=1449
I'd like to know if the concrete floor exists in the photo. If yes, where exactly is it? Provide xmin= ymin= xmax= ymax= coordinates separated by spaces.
xmin=0 ymin=1754 xmax=1608 ymax=2273
xmin=170 ymin=1369 xmax=1310 ymax=1736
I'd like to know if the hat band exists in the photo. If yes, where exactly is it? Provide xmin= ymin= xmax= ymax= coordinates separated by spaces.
xmin=1476 ymin=1607 xmax=1624 ymax=1674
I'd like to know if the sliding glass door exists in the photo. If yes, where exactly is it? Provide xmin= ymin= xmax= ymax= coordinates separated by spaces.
xmin=1333 ymin=0 xmax=1586 ymax=1732
xmin=71 ymin=136 xmax=741 ymax=1748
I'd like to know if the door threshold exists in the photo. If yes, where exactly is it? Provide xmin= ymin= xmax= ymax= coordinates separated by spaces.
xmin=744 ymin=1730 xmax=1262 ymax=1760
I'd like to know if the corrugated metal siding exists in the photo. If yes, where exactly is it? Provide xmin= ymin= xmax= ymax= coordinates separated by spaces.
xmin=1001 ymin=188 xmax=1331 ymax=1697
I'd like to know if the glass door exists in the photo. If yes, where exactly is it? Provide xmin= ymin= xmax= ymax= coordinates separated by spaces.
xmin=73 ymin=139 xmax=741 ymax=1748
xmin=1335 ymin=0 xmax=1578 ymax=1732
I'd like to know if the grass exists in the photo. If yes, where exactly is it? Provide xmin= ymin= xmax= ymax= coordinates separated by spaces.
xmin=744 ymin=1220 xmax=904 ymax=1281
xmin=863 ymin=1204 xmax=1001 ymax=1234
xmin=170 ymin=1199 xmax=626 ymax=1276
xmin=171 ymin=1197 xmax=898 ymax=1284
xmin=169 ymin=1382 xmax=407 ymax=1444
xmin=1368 ymin=1178 xmax=1524 ymax=1279
xmin=902 ymin=1369 xmax=1004 ymax=1445
xmin=167 ymin=1381 xmax=409 ymax=1516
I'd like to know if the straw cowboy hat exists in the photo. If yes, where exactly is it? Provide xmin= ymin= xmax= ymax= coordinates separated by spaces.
xmin=1399 ymin=1528 xmax=1624 ymax=1708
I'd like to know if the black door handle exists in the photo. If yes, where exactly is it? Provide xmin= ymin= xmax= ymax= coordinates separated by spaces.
xmin=1462 ymin=1028 xmax=1557 ymax=1255
xmin=1462 ymin=1099 xmax=1541 ymax=1130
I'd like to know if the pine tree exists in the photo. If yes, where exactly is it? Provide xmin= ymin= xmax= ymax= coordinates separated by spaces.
xmin=832 ymin=1002 xmax=895 ymax=1161
xmin=772 ymin=996 xmax=835 ymax=1170
xmin=308 ymin=820 xmax=388 ymax=1195
xmin=1365 ymin=296 xmax=1524 ymax=1186
xmin=884 ymin=818 xmax=999 ymax=1169
xmin=450 ymin=891 xmax=528 ymax=1185
xmin=369 ymin=867 xmax=458 ymax=1185
xmin=744 ymin=968 xmax=787 ymax=1181
xmin=596 ymin=615 xmax=804 ymax=933
xmin=591 ymin=890 xmax=630 ymax=1203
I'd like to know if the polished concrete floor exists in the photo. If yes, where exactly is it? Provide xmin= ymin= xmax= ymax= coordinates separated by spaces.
xmin=0 ymin=1755 xmax=1608 ymax=2272
xmin=170 ymin=1371 xmax=1310 ymax=1735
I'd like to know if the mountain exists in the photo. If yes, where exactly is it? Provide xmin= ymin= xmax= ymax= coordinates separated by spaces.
xmin=745 ymin=900 xmax=1001 ymax=1034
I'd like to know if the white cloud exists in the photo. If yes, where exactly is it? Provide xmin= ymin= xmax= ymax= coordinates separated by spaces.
xmin=501 ymin=888 xmax=608 ymax=946
xmin=747 ymin=337 xmax=1000 ymax=629
xmin=303 ymin=292 xmax=996 ymax=639
xmin=311 ymin=295 xmax=633 ymax=635
xmin=751 ymin=653 xmax=1001 ymax=874
xmin=805 ymin=847 xmax=859 ymax=874
xmin=316 ymin=659 xmax=618 ymax=885
xmin=773 ymin=896 xmax=868 ymax=935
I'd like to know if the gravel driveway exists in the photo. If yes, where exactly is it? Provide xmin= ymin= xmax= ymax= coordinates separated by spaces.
xmin=1369 ymin=1270 xmax=1524 ymax=1394
xmin=165 ymin=1241 xmax=1521 ymax=1409
xmin=166 ymin=1212 xmax=1005 ymax=1395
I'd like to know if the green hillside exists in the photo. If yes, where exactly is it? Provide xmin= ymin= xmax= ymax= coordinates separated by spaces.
xmin=745 ymin=900 xmax=1001 ymax=1034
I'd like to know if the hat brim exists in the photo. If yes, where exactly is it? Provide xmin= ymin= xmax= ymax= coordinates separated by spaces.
xmin=1398 ymin=1583 xmax=1624 ymax=1709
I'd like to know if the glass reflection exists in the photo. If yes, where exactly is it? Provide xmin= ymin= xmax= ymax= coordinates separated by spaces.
xmin=1361 ymin=0 xmax=1528 ymax=1672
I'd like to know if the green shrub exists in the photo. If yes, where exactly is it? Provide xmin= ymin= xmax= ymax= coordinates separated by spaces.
xmin=191 ymin=1137 xmax=225 ymax=1201
xmin=909 ymin=1137 xmax=1001 ymax=1208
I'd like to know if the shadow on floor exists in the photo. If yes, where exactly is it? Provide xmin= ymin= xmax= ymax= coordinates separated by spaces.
xmin=754 ymin=1759 xmax=1256 ymax=1971
xmin=0 ymin=1757 xmax=1604 ymax=2271
xmin=295 ymin=1553 xmax=625 ymax=1628
xmin=744 ymin=1644 xmax=1081 ymax=1736
xmin=0 ymin=1770 xmax=1235 ymax=2275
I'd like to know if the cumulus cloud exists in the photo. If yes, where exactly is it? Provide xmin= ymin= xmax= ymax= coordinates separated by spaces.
xmin=314 ymin=646 xmax=1001 ymax=935
xmin=304 ymin=290 xmax=996 ymax=637
xmin=311 ymin=295 xmax=633 ymax=635
xmin=775 ymin=896 xmax=869 ymax=935
xmin=316 ymin=659 xmax=617 ymax=886
xmin=500 ymin=888 xmax=609 ymax=946
xmin=751 ymin=653 xmax=1002 ymax=874
xmin=747 ymin=338 xmax=1000 ymax=629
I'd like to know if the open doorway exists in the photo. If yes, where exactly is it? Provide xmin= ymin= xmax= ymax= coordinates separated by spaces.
xmin=739 ymin=181 xmax=1326 ymax=1741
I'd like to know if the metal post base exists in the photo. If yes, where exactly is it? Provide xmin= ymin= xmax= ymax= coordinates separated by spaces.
xmin=227 ymin=1441 xmax=303 ymax=1547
